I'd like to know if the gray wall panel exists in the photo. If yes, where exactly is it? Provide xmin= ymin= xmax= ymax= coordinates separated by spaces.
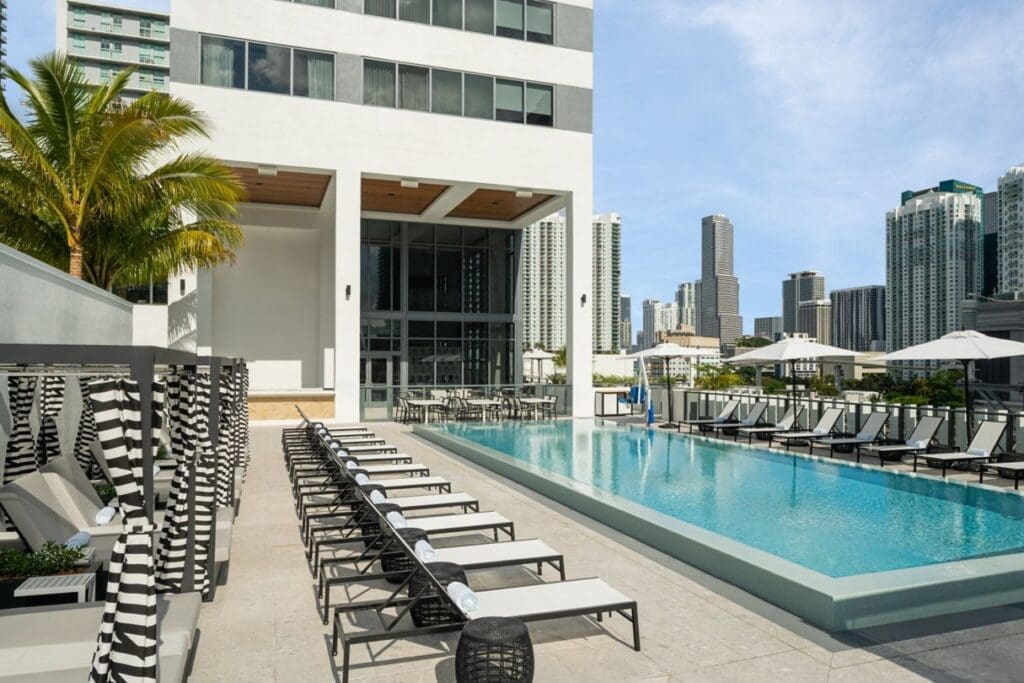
xmin=335 ymin=53 xmax=363 ymax=104
xmin=555 ymin=84 xmax=592 ymax=133
xmin=170 ymin=28 xmax=199 ymax=85
xmin=337 ymin=0 xmax=362 ymax=11
xmin=555 ymin=4 xmax=593 ymax=52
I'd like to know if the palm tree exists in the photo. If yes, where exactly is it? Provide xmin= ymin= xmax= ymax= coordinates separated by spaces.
xmin=0 ymin=53 xmax=243 ymax=287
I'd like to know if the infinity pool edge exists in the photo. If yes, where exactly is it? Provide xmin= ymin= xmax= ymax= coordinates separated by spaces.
xmin=414 ymin=422 xmax=1024 ymax=632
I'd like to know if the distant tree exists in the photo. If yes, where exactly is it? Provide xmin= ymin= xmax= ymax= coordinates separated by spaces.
xmin=695 ymin=364 xmax=742 ymax=390
xmin=734 ymin=336 xmax=772 ymax=349
xmin=553 ymin=346 xmax=566 ymax=369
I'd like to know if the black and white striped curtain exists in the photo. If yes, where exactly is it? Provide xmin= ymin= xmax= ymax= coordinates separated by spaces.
xmin=74 ymin=379 xmax=104 ymax=480
xmin=35 ymin=376 xmax=66 ymax=466
xmin=3 ymin=377 xmax=37 ymax=529
xmin=214 ymin=368 xmax=234 ymax=508
xmin=88 ymin=378 xmax=160 ymax=683
xmin=235 ymin=363 xmax=250 ymax=472
xmin=156 ymin=371 xmax=202 ymax=593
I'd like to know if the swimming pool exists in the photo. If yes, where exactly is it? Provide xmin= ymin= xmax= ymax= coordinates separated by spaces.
xmin=416 ymin=419 xmax=1024 ymax=630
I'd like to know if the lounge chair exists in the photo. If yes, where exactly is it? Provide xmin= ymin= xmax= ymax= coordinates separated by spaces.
xmin=707 ymin=402 xmax=768 ymax=436
xmin=0 ymin=592 xmax=201 ymax=683
xmin=770 ymin=407 xmax=845 ymax=450
xmin=856 ymin=415 xmax=945 ymax=466
xmin=912 ymin=420 xmax=1007 ymax=476
xmin=810 ymin=411 xmax=890 ymax=458
xmin=678 ymin=399 xmax=740 ymax=433
xmin=979 ymin=460 xmax=1024 ymax=490
xmin=735 ymin=406 xmax=804 ymax=443
xmin=330 ymin=515 xmax=638 ymax=683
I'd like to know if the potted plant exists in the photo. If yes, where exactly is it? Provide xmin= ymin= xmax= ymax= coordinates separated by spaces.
xmin=0 ymin=542 xmax=88 ymax=610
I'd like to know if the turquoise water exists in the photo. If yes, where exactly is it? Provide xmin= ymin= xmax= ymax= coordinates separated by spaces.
xmin=437 ymin=421 xmax=1024 ymax=578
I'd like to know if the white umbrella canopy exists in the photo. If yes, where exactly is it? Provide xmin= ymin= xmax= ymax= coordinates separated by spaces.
xmin=874 ymin=330 xmax=1024 ymax=362
xmin=523 ymin=348 xmax=556 ymax=360
xmin=627 ymin=343 xmax=706 ymax=360
xmin=873 ymin=330 xmax=1024 ymax=439
xmin=727 ymin=337 xmax=858 ymax=365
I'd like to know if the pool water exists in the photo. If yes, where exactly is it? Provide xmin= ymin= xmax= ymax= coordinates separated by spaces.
xmin=437 ymin=421 xmax=1024 ymax=578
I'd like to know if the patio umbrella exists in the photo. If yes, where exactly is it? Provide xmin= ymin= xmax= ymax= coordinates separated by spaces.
xmin=629 ymin=343 xmax=705 ymax=427
xmin=874 ymin=330 xmax=1024 ymax=439
xmin=727 ymin=337 xmax=858 ymax=407
xmin=523 ymin=348 xmax=556 ymax=383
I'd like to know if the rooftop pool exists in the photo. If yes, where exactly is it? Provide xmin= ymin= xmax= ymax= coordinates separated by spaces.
xmin=417 ymin=419 xmax=1024 ymax=630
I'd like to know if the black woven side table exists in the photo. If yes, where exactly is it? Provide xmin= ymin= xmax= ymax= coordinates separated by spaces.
xmin=360 ymin=501 xmax=400 ymax=549
xmin=408 ymin=561 xmax=466 ymax=626
xmin=456 ymin=617 xmax=534 ymax=682
xmin=381 ymin=527 xmax=428 ymax=583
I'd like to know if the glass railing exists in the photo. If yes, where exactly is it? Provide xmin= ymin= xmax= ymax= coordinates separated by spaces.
xmin=360 ymin=383 xmax=572 ymax=421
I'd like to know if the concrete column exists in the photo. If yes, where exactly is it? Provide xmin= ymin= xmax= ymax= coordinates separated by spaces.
xmin=566 ymin=188 xmax=593 ymax=417
xmin=334 ymin=168 xmax=361 ymax=422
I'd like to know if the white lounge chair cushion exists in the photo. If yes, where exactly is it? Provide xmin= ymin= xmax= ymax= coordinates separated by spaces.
xmin=374 ymin=476 xmax=449 ymax=490
xmin=413 ymin=512 xmax=510 ymax=534
xmin=391 ymin=493 xmax=475 ymax=511
xmin=468 ymin=578 xmax=632 ymax=620
xmin=434 ymin=539 xmax=558 ymax=568
xmin=362 ymin=464 xmax=428 ymax=475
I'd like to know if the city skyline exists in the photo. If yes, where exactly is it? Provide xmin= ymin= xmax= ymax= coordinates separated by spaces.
xmin=6 ymin=1 xmax=1024 ymax=339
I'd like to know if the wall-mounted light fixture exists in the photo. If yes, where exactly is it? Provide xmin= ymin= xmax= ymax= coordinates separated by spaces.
xmin=257 ymin=165 xmax=278 ymax=177
xmin=180 ymin=279 xmax=186 ymax=296
xmin=515 ymin=189 xmax=534 ymax=199
xmin=345 ymin=285 xmax=352 ymax=300
xmin=400 ymin=178 xmax=420 ymax=189
xmin=580 ymin=294 xmax=587 ymax=307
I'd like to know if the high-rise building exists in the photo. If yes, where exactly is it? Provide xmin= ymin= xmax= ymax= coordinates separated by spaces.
xmin=693 ymin=279 xmax=703 ymax=335
xmin=522 ymin=212 xmax=623 ymax=352
xmin=0 ymin=0 xmax=7 ymax=89
xmin=675 ymin=281 xmax=698 ymax=330
xmin=699 ymin=214 xmax=741 ymax=345
xmin=830 ymin=286 xmax=885 ymax=351
xmin=59 ymin=1 xmax=171 ymax=98
xmin=641 ymin=299 xmax=679 ymax=350
xmin=886 ymin=180 xmax=983 ymax=352
xmin=782 ymin=271 xmax=825 ymax=334
xmin=619 ymin=294 xmax=632 ymax=352
xmin=983 ymin=191 xmax=1000 ymax=297
xmin=521 ymin=214 xmax=567 ymax=351
xmin=58 ymin=0 xmax=597 ymax=420
xmin=753 ymin=316 xmax=783 ymax=341
xmin=997 ymin=165 xmax=1024 ymax=295
xmin=592 ymin=213 xmax=622 ymax=352
xmin=798 ymin=299 xmax=832 ymax=345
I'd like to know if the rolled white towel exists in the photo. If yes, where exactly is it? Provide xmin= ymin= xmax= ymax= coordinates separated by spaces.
xmin=909 ymin=439 xmax=928 ymax=449
xmin=354 ymin=473 xmax=370 ymax=485
xmin=94 ymin=506 xmax=117 ymax=526
xmin=414 ymin=540 xmax=436 ymax=562
xmin=386 ymin=511 xmax=408 ymax=529
xmin=330 ymin=442 xmax=342 ymax=451
xmin=153 ymin=465 xmax=161 ymax=479
xmin=446 ymin=581 xmax=479 ymax=613
xmin=65 ymin=531 xmax=92 ymax=549
xmin=966 ymin=447 xmax=988 ymax=457
xmin=345 ymin=460 xmax=357 ymax=470
xmin=855 ymin=432 xmax=872 ymax=441
xmin=774 ymin=423 xmax=787 ymax=429
xmin=369 ymin=490 xmax=387 ymax=504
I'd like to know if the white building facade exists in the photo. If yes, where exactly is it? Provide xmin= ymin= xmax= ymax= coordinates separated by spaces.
xmin=591 ymin=212 xmax=621 ymax=353
xmin=59 ymin=0 xmax=596 ymax=420
xmin=640 ymin=299 xmax=678 ymax=350
xmin=675 ymin=281 xmax=698 ymax=330
xmin=886 ymin=182 xmax=983 ymax=352
xmin=998 ymin=165 xmax=1024 ymax=295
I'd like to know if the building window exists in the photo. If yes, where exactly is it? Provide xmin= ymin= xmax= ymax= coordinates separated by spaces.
xmin=294 ymin=50 xmax=335 ymax=99
xmin=364 ymin=0 xmax=397 ymax=18
xmin=100 ymin=40 xmax=123 ymax=58
xmin=247 ymin=42 xmax=291 ymax=94
xmin=433 ymin=0 xmax=462 ymax=29
xmin=200 ymin=36 xmax=246 ymax=89
xmin=294 ymin=0 xmax=336 ymax=6
xmin=153 ymin=72 xmax=167 ymax=91
xmin=71 ymin=36 xmax=87 ymax=55
xmin=72 ymin=7 xmax=86 ymax=27
xmin=363 ymin=60 xmax=397 ymax=106
xmin=99 ymin=65 xmax=113 ymax=84
xmin=139 ymin=71 xmax=152 ymax=89
xmin=526 ymin=0 xmax=554 ymax=44
xmin=399 ymin=0 xmax=430 ymax=23
xmin=398 ymin=64 xmax=429 ymax=111
xmin=525 ymin=82 xmax=552 ymax=125
xmin=495 ymin=0 xmax=524 ymax=39
xmin=495 ymin=79 xmax=524 ymax=122
xmin=465 ymin=0 xmax=495 ymax=33
xmin=111 ymin=14 xmax=123 ymax=33
xmin=464 ymin=73 xmax=494 ymax=119
xmin=431 ymin=69 xmax=462 ymax=115
xmin=139 ymin=45 xmax=154 ymax=64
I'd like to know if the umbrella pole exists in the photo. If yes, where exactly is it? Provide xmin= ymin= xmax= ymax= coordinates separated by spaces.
xmin=963 ymin=359 xmax=973 ymax=442
xmin=661 ymin=357 xmax=674 ymax=428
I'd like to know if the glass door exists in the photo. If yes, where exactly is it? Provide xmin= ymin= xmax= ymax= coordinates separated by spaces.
xmin=361 ymin=352 xmax=398 ymax=420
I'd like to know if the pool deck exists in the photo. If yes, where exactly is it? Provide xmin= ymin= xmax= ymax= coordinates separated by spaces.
xmin=191 ymin=420 xmax=1024 ymax=681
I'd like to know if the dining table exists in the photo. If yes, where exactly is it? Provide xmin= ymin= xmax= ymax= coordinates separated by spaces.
xmin=407 ymin=399 xmax=446 ymax=423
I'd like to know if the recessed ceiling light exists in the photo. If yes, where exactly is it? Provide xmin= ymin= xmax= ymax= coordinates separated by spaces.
xmin=400 ymin=179 xmax=420 ymax=189
xmin=514 ymin=189 xmax=533 ymax=199
xmin=257 ymin=165 xmax=278 ymax=177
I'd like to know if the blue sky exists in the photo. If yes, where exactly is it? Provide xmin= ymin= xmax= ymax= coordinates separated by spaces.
xmin=8 ymin=0 xmax=1024 ymax=334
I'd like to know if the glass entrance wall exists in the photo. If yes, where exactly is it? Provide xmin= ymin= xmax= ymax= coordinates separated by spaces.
xmin=360 ymin=219 xmax=521 ymax=411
